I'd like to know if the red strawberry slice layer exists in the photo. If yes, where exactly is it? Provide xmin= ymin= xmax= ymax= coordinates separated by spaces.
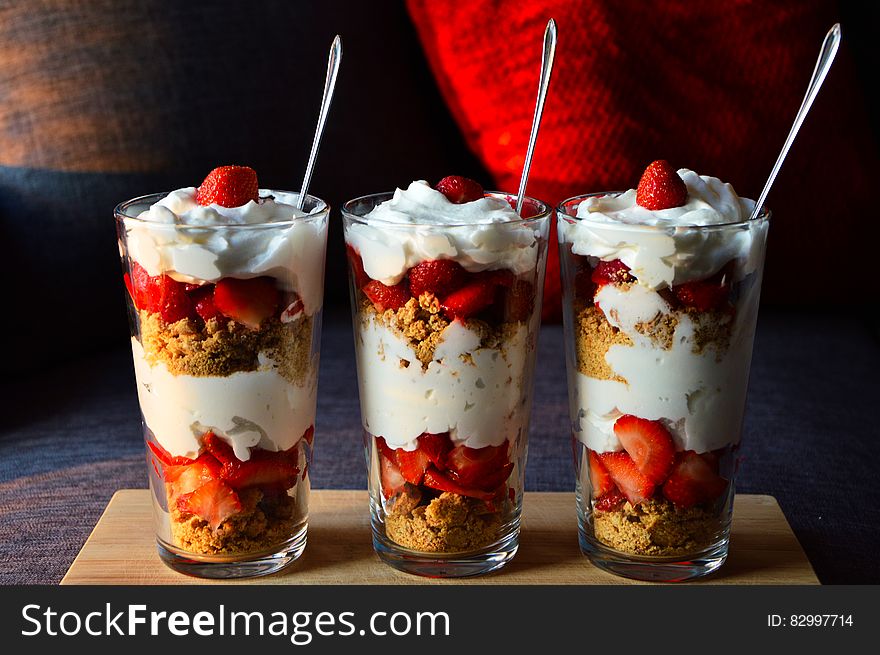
xmin=672 ymin=278 xmax=730 ymax=312
xmin=422 ymin=467 xmax=497 ymax=502
xmin=147 ymin=440 xmax=195 ymax=467
xmin=376 ymin=437 xmax=407 ymax=499
xmin=346 ymin=244 xmax=371 ymax=289
xmin=394 ymin=447 xmax=432 ymax=485
xmin=363 ymin=279 xmax=411 ymax=312
xmin=435 ymin=176 xmax=484 ymax=204
xmin=588 ymin=449 xmax=617 ymax=498
xmin=613 ymin=415 xmax=676 ymax=484
xmin=407 ymin=259 xmax=466 ymax=298
xmin=417 ymin=433 xmax=451 ymax=468
xmin=439 ymin=277 xmax=498 ymax=319
xmin=662 ymin=450 xmax=728 ymax=508
xmin=213 ymin=276 xmax=280 ymax=329
xmin=599 ymin=451 xmax=655 ymax=506
xmin=190 ymin=285 xmax=222 ymax=322
xmin=594 ymin=488 xmax=627 ymax=512
xmin=178 ymin=479 xmax=243 ymax=530
xmin=195 ymin=165 xmax=259 ymax=208
xmin=636 ymin=160 xmax=688 ymax=210
xmin=164 ymin=452 xmax=224 ymax=496
xmin=221 ymin=449 xmax=299 ymax=492
xmin=445 ymin=442 xmax=511 ymax=490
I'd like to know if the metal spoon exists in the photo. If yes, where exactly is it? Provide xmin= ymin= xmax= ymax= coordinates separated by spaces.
xmin=515 ymin=19 xmax=558 ymax=216
xmin=297 ymin=35 xmax=343 ymax=210
xmin=749 ymin=23 xmax=841 ymax=220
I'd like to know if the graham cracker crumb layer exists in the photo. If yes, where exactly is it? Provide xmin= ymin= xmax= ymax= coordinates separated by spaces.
xmin=575 ymin=304 xmax=631 ymax=382
xmin=362 ymin=293 xmax=525 ymax=369
xmin=592 ymin=497 xmax=720 ymax=557
xmin=169 ymin=486 xmax=301 ymax=556
xmin=139 ymin=310 xmax=313 ymax=383
xmin=384 ymin=488 xmax=503 ymax=553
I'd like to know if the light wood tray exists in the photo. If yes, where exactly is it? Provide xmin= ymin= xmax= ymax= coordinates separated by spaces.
xmin=61 ymin=490 xmax=817 ymax=585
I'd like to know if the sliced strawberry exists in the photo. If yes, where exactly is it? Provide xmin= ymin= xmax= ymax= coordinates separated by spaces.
xmin=574 ymin=267 xmax=597 ymax=301
xmin=128 ymin=261 xmax=155 ymax=311
xmin=376 ymin=437 xmax=406 ymax=499
xmin=202 ymin=432 xmax=237 ymax=466
xmin=213 ymin=277 xmax=280 ymax=329
xmin=445 ymin=443 xmax=510 ymax=489
xmin=478 ymin=269 xmax=515 ymax=287
xmin=440 ymin=280 xmax=496 ymax=319
xmin=147 ymin=441 xmax=195 ymax=467
xmin=394 ymin=447 xmax=432 ymax=485
xmin=407 ymin=259 xmax=466 ymax=298
xmin=220 ymin=449 xmax=299 ymax=491
xmin=471 ymin=461 xmax=514 ymax=491
xmin=363 ymin=279 xmax=411 ymax=312
xmin=164 ymin=453 xmax=223 ymax=496
xmin=417 ymin=433 xmax=451 ymax=469
xmin=195 ymin=165 xmax=259 ymax=208
xmin=435 ymin=176 xmax=484 ymax=204
xmin=123 ymin=272 xmax=134 ymax=302
xmin=673 ymin=279 xmax=730 ymax=312
xmin=594 ymin=488 xmax=627 ymax=512
xmin=189 ymin=285 xmax=221 ymax=322
xmin=178 ymin=479 xmax=242 ymax=530
xmin=345 ymin=244 xmax=371 ymax=289
xmin=588 ymin=449 xmax=618 ymax=498
xmin=591 ymin=259 xmax=634 ymax=287
xmin=613 ymin=415 xmax=676 ymax=485
xmin=422 ymin=466 xmax=497 ymax=501
xmin=599 ymin=451 xmax=655 ymax=506
xmin=662 ymin=450 xmax=729 ymax=508
xmin=302 ymin=425 xmax=315 ymax=447
xmin=636 ymin=160 xmax=688 ymax=210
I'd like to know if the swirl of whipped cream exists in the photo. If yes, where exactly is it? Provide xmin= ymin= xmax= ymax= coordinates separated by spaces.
xmin=562 ymin=170 xmax=766 ymax=289
xmin=123 ymin=188 xmax=328 ymax=313
xmin=345 ymin=181 xmax=541 ymax=285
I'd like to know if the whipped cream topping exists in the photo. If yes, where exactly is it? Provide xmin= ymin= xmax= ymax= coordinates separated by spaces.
xmin=563 ymin=170 xmax=765 ymax=289
xmin=132 ymin=338 xmax=317 ymax=461
xmin=123 ymin=189 xmax=328 ymax=313
xmin=570 ymin=278 xmax=763 ymax=454
xmin=345 ymin=181 xmax=541 ymax=286
xmin=355 ymin=317 xmax=534 ymax=451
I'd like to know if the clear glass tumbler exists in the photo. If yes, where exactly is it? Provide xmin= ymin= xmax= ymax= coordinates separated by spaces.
xmin=557 ymin=193 xmax=770 ymax=581
xmin=342 ymin=192 xmax=550 ymax=577
xmin=115 ymin=191 xmax=329 ymax=578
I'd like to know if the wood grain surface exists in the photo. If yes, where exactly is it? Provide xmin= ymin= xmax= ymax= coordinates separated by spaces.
xmin=61 ymin=490 xmax=818 ymax=585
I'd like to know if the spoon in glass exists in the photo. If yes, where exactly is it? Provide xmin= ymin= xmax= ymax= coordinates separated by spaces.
xmin=297 ymin=35 xmax=343 ymax=210
xmin=749 ymin=23 xmax=841 ymax=220
xmin=515 ymin=18 xmax=558 ymax=216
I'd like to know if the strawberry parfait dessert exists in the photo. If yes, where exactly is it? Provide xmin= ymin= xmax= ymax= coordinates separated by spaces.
xmin=115 ymin=165 xmax=329 ymax=578
xmin=557 ymin=161 xmax=770 ymax=581
xmin=343 ymin=176 xmax=550 ymax=576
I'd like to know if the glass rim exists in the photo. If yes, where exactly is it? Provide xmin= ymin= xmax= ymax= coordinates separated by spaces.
xmin=114 ymin=190 xmax=330 ymax=228
xmin=341 ymin=190 xmax=553 ymax=228
xmin=556 ymin=191 xmax=771 ymax=231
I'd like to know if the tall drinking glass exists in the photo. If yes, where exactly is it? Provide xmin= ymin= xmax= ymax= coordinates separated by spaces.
xmin=558 ymin=192 xmax=770 ymax=581
xmin=115 ymin=190 xmax=328 ymax=578
xmin=343 ymin=190 xmax=550 ymax=577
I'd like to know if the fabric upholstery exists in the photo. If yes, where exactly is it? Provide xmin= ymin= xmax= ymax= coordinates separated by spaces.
xmin=406 ymin=0 xmax=878 ymax=320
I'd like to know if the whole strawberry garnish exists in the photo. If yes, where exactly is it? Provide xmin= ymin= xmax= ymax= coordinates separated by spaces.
xmin=435 ymin=176 xmax=484 ymax=204
xmin=196 ymin=165 xmax=259 ymax=207
xmin=408 ymin=259 xmax=466 ymax=298
xmin=636 ymin=160 xmax=688 ymax=210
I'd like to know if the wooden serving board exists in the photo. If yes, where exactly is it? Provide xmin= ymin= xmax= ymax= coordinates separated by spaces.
xmin=61 ymin=490 xmax=817 ymax=585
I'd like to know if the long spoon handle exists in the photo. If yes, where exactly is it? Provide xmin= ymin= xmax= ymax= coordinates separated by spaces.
xmin=749 ymin=23 xmax=841 ymax=220
xmin=515 ymin=19 xmax=557 ymax=216
xmin=297 ymin=35 xmax=343 ymax=210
